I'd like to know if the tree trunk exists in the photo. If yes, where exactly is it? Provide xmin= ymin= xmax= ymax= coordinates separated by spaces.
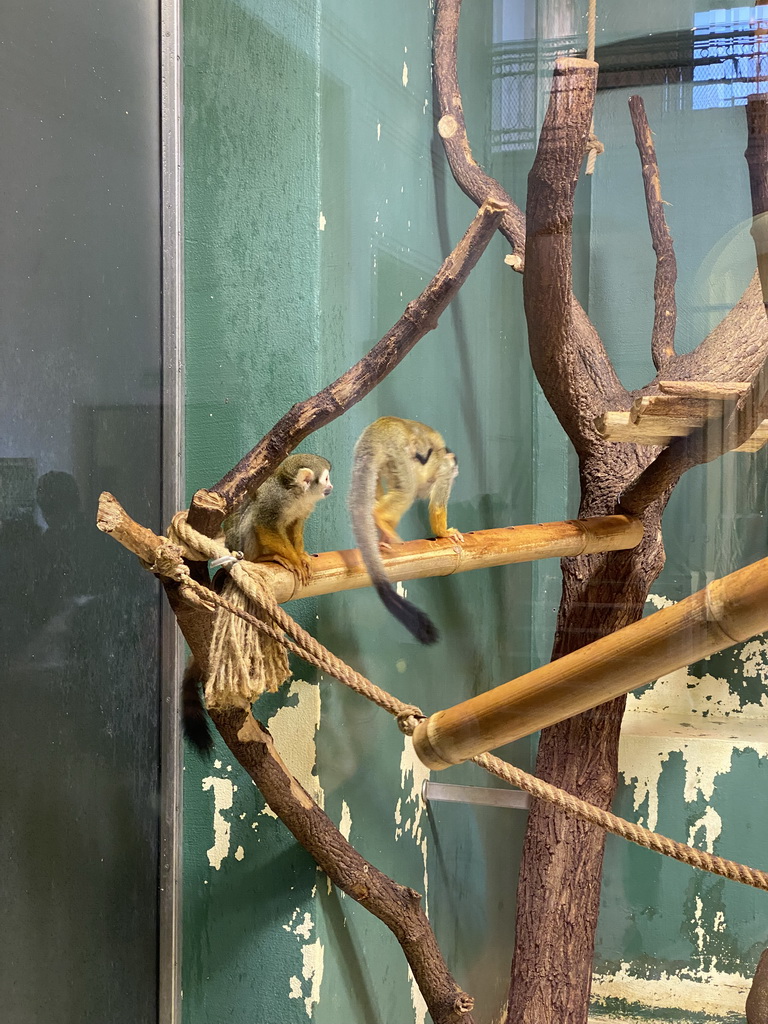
xmin=506 ymin=456 xmax=668 ymax=1022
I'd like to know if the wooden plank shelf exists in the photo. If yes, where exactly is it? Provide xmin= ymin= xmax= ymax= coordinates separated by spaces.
xmin=594 ymin=380 xmax=768 ymax=452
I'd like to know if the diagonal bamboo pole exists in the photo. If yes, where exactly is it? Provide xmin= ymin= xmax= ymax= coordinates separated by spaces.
xmin=412 ymin=554 xmax=768 ymax=769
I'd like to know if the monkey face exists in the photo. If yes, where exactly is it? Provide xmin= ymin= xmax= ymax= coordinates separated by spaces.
xmin=295 ymin=464 xmax=333 ymax=500
xmin=317 ymin=467 xmax=333 ymax=497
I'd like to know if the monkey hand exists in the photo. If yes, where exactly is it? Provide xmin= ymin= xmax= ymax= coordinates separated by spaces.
xmin=260 ymin=553 xmax=313 ymax=587
xmin=441 ymin=527 xmax=465 ymax=545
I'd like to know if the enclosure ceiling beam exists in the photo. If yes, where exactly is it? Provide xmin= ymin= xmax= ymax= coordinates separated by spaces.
xmin=411 ymin=554 xmax=768 ymax=770
xmin=256 ymin=515 xmax=643 ymax=603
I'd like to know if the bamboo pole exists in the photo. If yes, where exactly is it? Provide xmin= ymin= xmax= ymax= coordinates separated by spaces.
xmin=97 ymin=494 xmax=642 ymax=601
xmin=263 ymin=515 xmax=643 ymax=602
xmin=96 ymin=494 xmax=642 ymax=603
xmin=411 ymin=554 xmax=768 ymax=770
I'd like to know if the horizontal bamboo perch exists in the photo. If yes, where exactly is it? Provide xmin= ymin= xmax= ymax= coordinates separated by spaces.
xmin=96 ymin=494 xmax=642 ymax=600
xmin=411 ymin=554 xmax=768 ymax=770
xmin=234 ymin=515 xmax=644 ymax=602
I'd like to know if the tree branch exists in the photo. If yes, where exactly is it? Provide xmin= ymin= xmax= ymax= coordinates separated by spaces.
xmin=432 ymin=0 xmax=525 ymax=261
xmin=186 ymin=199 xmax=505 ymax=539
xmin=214 ymin=710 xmax=475 ymax=1024
xmin=621 ymin=93 xmax=768 ymax=515
xmin=433 ymin=0 xmax=627 ymax=453
xmin=628 ymin=94 xmax=677 ymax=369
xmin=97 ymin=497 xmax=475 ymax=1024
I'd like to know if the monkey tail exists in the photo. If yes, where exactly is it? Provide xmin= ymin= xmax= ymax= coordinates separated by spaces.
xmin=349 ymin=441 xmax=439 ymax=645
xmin=374 ymin=581 xmax=439 ymax=645
xmin=182 ymin=660 xmax=213 ymax=754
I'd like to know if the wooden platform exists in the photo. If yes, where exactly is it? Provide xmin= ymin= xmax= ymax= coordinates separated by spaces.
xmin=595 ymin=380 xmax=768 ymax=452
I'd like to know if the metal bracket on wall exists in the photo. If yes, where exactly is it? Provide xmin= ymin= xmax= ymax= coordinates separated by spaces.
xmin=421 ymin=780 xmax=530 ymax=810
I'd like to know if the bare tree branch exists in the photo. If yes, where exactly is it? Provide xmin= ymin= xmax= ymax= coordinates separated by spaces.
xmin=186 ymin=199 xmax=505 ymax=539
xmin=214 ymin=710 xmax=476 ymax=1024
xmin=98 ymin=498 xmax=475 ymax=1024
xmin=629 ymin=94 xmax=677 ymax=369
xmin=433 ymin=0 xmax=628 ymax=453
xmin=432 ymin=0 xmax=525 ymax=260
xmin=621 ymin=93 xmax=768 ymax=514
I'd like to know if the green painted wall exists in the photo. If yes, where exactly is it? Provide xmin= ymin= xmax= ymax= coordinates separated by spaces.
xmin=184 ymin=1 xmax=768 ymax=1022
xmin=184 ymin=2 xmax=533 ymax=1022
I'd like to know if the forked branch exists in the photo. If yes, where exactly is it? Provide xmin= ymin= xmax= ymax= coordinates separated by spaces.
xmin=621 ymin=93 xmax=768 ymax=514
xmin=187 ymin=199 xmax=506 ymax=538
xmin=433 ymin=0 xmax=627 ymax=449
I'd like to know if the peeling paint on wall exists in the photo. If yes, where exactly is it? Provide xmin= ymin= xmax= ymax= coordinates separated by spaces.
xmin=398 ymin=737 xmax=431 ymax=1024
xmin=287 ymin=919 xmax=325 ymax=1019
xmin=593 ymin=592 xmax=768 ymax=1014
xmin=339 ymin=799 xmax=352 ymax=841
xmin=201 ymin=775 xmax=235 ymax=870
xmin=592 ymin=961 xmax=750 ymax=1016
xmin=268 ymin=679 xmax=323 ymax=805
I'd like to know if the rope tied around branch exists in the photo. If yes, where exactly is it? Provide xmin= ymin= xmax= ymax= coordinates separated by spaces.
xmin=158 ymin=511 xmax=768 ymax=894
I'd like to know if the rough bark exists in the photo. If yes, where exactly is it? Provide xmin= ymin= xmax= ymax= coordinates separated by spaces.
xmin=97 ymin=496 xmax=475 ymax=1024
xmin=187 ymin=200 xmax=505 ymax=539
xmin=432 ymin=6 xmax=768 ymax=1022
xmin=629 ymin=94 xmax=677 ymax=370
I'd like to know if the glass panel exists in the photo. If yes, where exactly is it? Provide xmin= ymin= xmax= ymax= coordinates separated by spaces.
xmin=0 ymin=1 xmax=167 ymax=1021
xmin=182 ymin=1 xmax=768 ymax=1022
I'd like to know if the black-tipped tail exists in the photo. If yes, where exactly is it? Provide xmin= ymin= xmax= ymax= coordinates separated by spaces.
xmin=375 ymin=581 xmax=439 ymax=645
xmin=182 ymin=661 xmax=213 ymax=754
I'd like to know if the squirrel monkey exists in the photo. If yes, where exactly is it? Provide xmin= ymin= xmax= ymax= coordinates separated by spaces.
xmin=183 ymin=453 xmax=333 ymax=753
xmin=224 ymin=453 xmax=333 ymax=585
xmin=348 ymin=417 xmax=462 ymax=645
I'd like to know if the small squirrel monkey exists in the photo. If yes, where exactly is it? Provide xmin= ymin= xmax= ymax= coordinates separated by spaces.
xmin=348 ymin=417 xmax=462 ymax=644
xmin=224 ymin=453 xmax=333 ymax=585
xmin=183 ymin=453 xmax=333 ymax=753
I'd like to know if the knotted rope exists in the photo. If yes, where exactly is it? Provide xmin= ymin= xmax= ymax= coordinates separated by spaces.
xmin=150 ymin=512 xmax=768 ymax=893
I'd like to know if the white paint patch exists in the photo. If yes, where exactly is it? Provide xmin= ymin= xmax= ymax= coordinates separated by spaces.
xmin=283 ymin=911 xmax=324 ymax=1015
xmin=268 ymin=680 xmax=323 ymax=806
xmin=402 ymin=62 xmax=409 ymax=87
xmin=301 ymin=939 xmax=325 ymax=1018
xmin=234 ymin=845 xmax=245 ymax=862
xmin=687 ymin=804 xmax=722 ymax=852
xmin=618 ymin=611 xmax=768 ymax=831
xmin=396 ymin=659 xmax=407 ymax=674
xmin=399 ymin=739 xmax=431 ymax=1023
xmin=591 ymin=961 xmax=750 ymax=1016
xmin=377 ymin=122 xmax=381 ymax=141
xmin=201 ymin=776 xmax=234 ymax=870
xmin=318 ymin=211 xmax=326 ymax=231
xmin=395 ymin=580 xmax=408 ymax=599
xmin=339 ymin=800 xmax=352 ymax=841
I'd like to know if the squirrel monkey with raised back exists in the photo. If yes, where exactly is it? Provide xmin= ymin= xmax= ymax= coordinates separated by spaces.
xmin=348 ymin=417 xmax=462 ymax=645
xmin=183 ymin=453 xmax=333 ymax=753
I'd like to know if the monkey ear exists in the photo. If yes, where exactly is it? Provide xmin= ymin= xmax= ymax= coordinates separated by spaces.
xmin=295 ymin=468 xmax=314 ymax=491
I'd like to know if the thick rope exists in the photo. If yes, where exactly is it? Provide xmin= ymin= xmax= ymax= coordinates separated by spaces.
xmin=585 ymin=0 xmax=602 ymax=175
xmin=473 ymin=752 xmax=768 ymax=892
xmin=153 ymin=512 xmax=768 ymax=893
